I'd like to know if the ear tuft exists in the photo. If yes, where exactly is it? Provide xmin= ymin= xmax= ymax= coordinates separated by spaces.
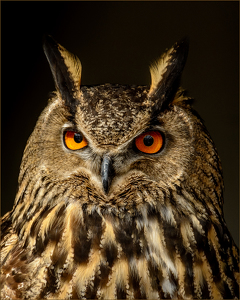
xmin=149 ymin=50 xmax=173 ymax=96
xmin=148 ymin=38 xmax=189 ymax=101
xmin=43 ymin=35 xmax=82 ymax=105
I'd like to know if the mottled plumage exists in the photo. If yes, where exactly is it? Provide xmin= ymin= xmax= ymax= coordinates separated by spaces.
xmin=1 ymin=36 xmax=239 ymax=299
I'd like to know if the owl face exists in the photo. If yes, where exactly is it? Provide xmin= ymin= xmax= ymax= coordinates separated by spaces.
xmin=17 ymin=35 xmax=222 ymax=219
xmin=21 ymin=64 xmax=202 ymax=218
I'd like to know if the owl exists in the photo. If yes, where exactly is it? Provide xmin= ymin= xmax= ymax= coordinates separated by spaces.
xmin=1 ymin=35 xmax=239 ymax=300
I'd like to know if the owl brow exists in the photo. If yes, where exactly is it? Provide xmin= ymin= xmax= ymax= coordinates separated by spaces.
xmin=148 ymin=117 xmax=162 ymax=127
xmin=65 ymin=108 xmax=78 ymax=126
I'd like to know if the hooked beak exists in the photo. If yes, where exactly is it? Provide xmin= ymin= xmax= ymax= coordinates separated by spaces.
xmin=101 ymin=155 xmax=114 ymax=194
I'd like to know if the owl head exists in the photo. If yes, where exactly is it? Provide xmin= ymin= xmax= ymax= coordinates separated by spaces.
xmin=14 ymin=36 xmax=223 ymax=227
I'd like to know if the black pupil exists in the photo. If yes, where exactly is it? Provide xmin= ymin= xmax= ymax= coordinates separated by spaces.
xmin=143 ymin=135 xmax=154 ymax=146
xmin=74 ymin=133 xmax=83 ymax=143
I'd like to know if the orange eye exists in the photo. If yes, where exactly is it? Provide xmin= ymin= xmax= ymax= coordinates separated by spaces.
xmin=64 ymin=131 xmax=88 ymax=150
xmin=135 ymin=131 xmax=163 ymax=154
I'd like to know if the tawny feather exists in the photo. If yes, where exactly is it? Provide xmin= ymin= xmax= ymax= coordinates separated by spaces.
xmin=1 ymin=37 xmax=239 ymax=299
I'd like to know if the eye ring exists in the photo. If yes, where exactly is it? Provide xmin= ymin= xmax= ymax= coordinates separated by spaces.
xmin=64 ymin=131 xmax=88 ymax=150
xmin=135 ymin=130 xmax=163 ymax=154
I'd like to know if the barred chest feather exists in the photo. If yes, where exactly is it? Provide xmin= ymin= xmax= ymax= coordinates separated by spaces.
xmin=1 ymin=188 xmax=239 ymax=300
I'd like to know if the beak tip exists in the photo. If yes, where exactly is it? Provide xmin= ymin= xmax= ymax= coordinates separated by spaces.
xmin=102 ymin=178 xmax=109 ymax=194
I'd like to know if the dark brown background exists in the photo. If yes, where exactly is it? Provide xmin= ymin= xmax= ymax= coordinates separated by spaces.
xmin=1 ymin=1 xmax=239 ymax=245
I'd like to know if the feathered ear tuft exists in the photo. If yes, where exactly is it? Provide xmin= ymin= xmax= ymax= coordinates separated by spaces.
xmin=148 ymin=38 xmax=189 ymax=111
xmin=149 ymin=52 xmax=173 ymax=96
xmin=43 ymin=35 xmax=82 ymax=109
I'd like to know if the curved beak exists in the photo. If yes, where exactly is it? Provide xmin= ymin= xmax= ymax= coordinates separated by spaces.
xmin=101 ymin=155 xmax=114 ymax=194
